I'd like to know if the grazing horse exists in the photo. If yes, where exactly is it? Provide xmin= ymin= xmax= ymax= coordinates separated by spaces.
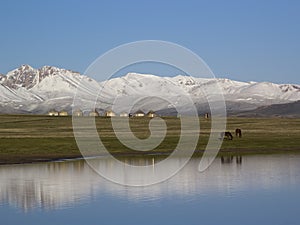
xmin=235 ymin=128 xmax=242 ymax=138
xmin=220 ymin=131 xmax=233 ymax=140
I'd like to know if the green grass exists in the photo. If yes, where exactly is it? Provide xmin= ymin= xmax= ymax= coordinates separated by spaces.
xmin=0 ymin=114 xmax=299 ymax=164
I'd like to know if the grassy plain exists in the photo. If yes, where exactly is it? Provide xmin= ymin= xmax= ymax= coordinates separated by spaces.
xmin=0 ymin=115 xmax=299 ymax=164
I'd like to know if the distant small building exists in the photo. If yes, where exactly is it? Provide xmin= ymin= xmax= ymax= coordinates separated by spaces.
xmin=59 ymin=111 xmax=68 ymax=116
xmin=146 ymin=110 xmax=156 ymax=118
xmin=120 ymin=112 xmax=129 ymax=117
xmin=73 ymin=109 xmax=83 ymax=117
xmin=105 ymin=110 xmax=116 ymax=117
xmin=133 ymin=110 xmax=145 ymax=117
xmin=48 ymin=110 xmax=59 ymax=116
xmin=89 ymin=110 xmax=99 ymax=117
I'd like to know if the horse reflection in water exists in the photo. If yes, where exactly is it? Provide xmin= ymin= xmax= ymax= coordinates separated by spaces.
xmin=221 ymin=155 xmax=242 ymax=164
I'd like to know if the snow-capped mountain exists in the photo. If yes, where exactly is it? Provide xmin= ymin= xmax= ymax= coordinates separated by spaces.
xmin=0 ymin=65 xmax=299 ymax=115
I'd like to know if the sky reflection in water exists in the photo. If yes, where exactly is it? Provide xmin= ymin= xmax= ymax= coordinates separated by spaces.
xmin=0 ymin=154 xmax=299 ymax=225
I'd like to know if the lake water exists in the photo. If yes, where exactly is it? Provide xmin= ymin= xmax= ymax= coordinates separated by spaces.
xmin=0 ymin=154 xmax=300 ymax=225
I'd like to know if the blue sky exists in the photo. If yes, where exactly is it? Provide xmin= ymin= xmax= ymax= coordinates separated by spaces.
xmin=0 ymin=0 xmax=299 ymax=83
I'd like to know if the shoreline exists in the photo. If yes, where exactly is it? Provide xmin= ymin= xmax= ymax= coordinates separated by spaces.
xmin=1 ymin=147 xmax=300 ymax=166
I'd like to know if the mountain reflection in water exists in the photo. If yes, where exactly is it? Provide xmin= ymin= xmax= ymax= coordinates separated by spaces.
xmin=0 ymin=154 xmax=299 ymax=212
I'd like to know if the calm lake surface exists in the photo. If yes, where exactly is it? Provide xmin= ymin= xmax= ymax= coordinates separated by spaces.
xmin=0 ymin=154 xmax=300 ymax=225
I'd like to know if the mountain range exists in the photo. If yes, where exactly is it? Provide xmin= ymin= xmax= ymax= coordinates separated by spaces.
xmin=0 ymin=65 xmax=299 ymax=117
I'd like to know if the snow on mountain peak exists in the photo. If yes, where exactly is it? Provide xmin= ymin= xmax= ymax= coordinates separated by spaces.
xmin=172 ymin=75 xmax=197 ymax=86
xmin=3 ymin=64 xmax=38 ymax=89
xmin=0 ymin=65 xmax=299 ymax=115
xmin=279 ymin=84 xmax=300 ymax=93
xmin=1 ymin=65 xmax=81 ymax=90
xmin=123 ymin=72 xmax=161 ymax=80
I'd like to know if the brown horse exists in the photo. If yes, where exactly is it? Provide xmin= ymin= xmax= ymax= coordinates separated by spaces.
xmin=220 ymin=131 xmax=233 ymax=140
xmin=235 ymin=128 xmax=242 ymax=138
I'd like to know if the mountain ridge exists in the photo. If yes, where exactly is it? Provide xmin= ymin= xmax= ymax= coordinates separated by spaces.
xmin=0 ymin=65 xmax=299 ymax=116
xmin=232 ymin=100 xmax=300 ymax=118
